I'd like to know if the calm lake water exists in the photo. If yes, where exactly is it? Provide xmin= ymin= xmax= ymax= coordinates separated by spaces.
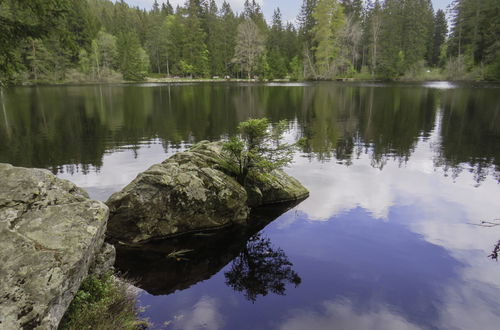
xmin=1 ymin=82 xmax=500 ymax=329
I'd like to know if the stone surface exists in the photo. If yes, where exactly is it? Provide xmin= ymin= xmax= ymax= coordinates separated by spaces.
xmin=106 ymin=141 xmax=309 ymax=244
xmin=89 ymin=243 xmax=116 ymax=276
xmin=246 ymin=170 xmax=310 ymax=206
xmin=0 ymin=163 xmax=110 ymax=330
xmin=106 ymin=142 xmax=250 ymax=244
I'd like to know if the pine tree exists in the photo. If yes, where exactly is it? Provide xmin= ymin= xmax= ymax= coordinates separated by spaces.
xmin=161 ymin=1 xmax=174 ymax=16
xmin=431 ymin=9 xmax=448 ymax=67
xmin=204 ymin=0 xmax=225 ymax=76
xmin=298 ymin=0 xmax=319 ymax=78
xmin=182 ymin=0 xmax=209 ymax=77
xmin=220 ymin=1 xmax=238 ymax=76
xmin=145 ymin=4 xmax=166 ymax=73
xmin=267 ymin=9 xmax=288 ymax=79
xmin=244 ymin=0 xmax=267 ymax=31
xmin=313 ymin=0 xmax=346 ymax=79
xmin=378 ymin=0 xmax=434 ymax=77
xmin=117 ymin=31 xmax=149 ymax=80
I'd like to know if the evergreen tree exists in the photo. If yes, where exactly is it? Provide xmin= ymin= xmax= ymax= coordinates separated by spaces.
xmin=378 ymin=0 xmax=434 ymax=77
xmin=298 ymin=0 xmax=319 ymax=78
xmin=267 ymin=9 xmax=288 ymax=79
xmin=24 ymin=39 xmax=53 ymax=82
xmin=220 ymin=1 xmax=238 ymax=76
xmin=283 ymin=23 xmax=301 ymax=68
xmin=313 ymin=0 xmax=346 ymax=79
xmin=431 ymin=9 xmax=448 ymax=67
xmin=2 ymin=0 xmax=498 ymax=84
xmin=182 ymin=0 xmax=209 ymax=77
xmin=161 ymin=1 xmax=174 ymax=16
xmin=244 ymin=0 xmax=267 ymax=31
xmin=145 ymin=4 xmax=167 ymax=74
xmin=448 ymin=0 xmax=500 ymax=79
xmin=204 ymin=0 xmax=225 ymax=76
xmin=117 ymin=31 xmax=149 ymax=80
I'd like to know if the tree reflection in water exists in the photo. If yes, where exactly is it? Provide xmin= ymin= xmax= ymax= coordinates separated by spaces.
xmin=225 ymin=233 xmax=301 ymax=302
xmin=114 ymin=203 xmax=304 ymax=299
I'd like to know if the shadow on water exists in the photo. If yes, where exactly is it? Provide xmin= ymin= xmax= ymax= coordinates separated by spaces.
xmin=114 ymin=200 xmax=303 ymax=300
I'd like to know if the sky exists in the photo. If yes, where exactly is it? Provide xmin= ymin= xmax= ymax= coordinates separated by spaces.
xmin=124 ymin=0 xmax=453 ymax=23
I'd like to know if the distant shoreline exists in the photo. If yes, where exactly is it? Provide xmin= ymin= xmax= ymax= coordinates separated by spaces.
xmin=5 ymin=76 xmax=500 ymax=88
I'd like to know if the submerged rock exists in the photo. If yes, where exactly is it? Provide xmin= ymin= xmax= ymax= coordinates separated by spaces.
xmin=106 ymin=141 xmax=309 ymax=244
xmin=0 ymin=164 xmax=112 ymax=330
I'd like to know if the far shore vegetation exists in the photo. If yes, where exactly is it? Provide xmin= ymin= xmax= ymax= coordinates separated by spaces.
xmin=1 ymin=0 xmax=499 ymax=87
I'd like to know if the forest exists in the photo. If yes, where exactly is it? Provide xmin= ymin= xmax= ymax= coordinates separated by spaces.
xmin=0 ymin=0 xmax=499 ymax=84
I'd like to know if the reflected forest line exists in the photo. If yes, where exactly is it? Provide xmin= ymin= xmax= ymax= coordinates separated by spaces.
xmin=0 ymin=83 xmax=498 ymax=184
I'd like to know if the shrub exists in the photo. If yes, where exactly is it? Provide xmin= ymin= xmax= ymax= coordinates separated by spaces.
xmin=59 ymin=273 xmax=147 ymax=330
xmin=222 ymin=118 xmax=295 ymax=185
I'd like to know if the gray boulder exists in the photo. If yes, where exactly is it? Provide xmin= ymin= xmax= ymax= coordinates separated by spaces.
xmin=245 ymin=170 xmax=310 ymax=207
xmin=106 ymin=141 xmax=309 ymax=244
xmin=0 ymin=163 xmax=111 ymax=330
xmin=106 ymin=142 xmax=250 ymax=244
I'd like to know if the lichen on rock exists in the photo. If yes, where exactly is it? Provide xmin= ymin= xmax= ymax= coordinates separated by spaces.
xmin=0 ymin=163 xmax=112 ymax=329
xmin=106 ymin=141 xmax=309 ymax=244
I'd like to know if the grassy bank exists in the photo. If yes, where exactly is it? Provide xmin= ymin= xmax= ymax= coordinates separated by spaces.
xmin=59 ymin=273 xmax=148 ymax=330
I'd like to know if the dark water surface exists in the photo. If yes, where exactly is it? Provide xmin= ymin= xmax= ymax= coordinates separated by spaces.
xmin=1 ymin=82 xmax=499 ymax=329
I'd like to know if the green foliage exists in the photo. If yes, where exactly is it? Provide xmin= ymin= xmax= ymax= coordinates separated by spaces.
xmin=313 ymin=0 xmax=346 ymax=79
xmin=447 ymin=0 xmax=500 ymax=78
xmin=117 ymin=32 xmax=149 ymax=81
xmin=377 ymin=0 xmax=434 ymax=78
xmin=289 ymin=56 xmax=303 ymax=81
xmin=2 ymin=0 xmax=498 ymax=84
xmin=431 ymin=9 xmax=448 ymax=67
xmin=178 ymin=60 xmax=194 ymax=77
xmin=222 ymin=118 xmax=295 ymax=185
xmin=59 ymin=273 xmax=147 ymax=330
xmin=484 ymin=58 xmax=500 ymax=81
xmin=444 ymin=55 xmax=475 ymax=80
xmin=0 ymin=0 xmax=71 ymax=83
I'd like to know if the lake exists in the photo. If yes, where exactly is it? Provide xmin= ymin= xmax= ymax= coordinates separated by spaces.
xmin=1 ymin=82 xmax=499 ymax=330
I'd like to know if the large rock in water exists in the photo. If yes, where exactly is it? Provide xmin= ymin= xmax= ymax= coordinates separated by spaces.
xmin=106 ymin=142 xmax=250 ymax=244
xmin=0 ymin=164 xmax=112 ymax=329
xmin=106 ymin=141 xmax=309 ymax=244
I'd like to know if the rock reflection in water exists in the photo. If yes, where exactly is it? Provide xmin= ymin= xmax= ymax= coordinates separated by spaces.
xmin=113 ymin=201 xmax=302 ymax=300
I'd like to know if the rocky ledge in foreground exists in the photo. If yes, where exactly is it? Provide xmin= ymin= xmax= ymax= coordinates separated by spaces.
xmin=0 ymin=164 xmax=114 ymax=329
xmin=106 ymin=141 xmax=309 ymax=244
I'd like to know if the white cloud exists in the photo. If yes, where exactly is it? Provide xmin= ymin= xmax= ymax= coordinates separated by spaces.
xmin=285 ymin=120 xmax=500 ymax=254
xmin=170 ymin=296 xmax=225 ymax=330
xmin=436 ymin=281 xmax=500 ymax=330
xmin=279 ymin=298 xmax=421 ymax=330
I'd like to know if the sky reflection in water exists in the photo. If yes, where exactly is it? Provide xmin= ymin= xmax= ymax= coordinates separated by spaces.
xmin=1 ymin=82 xmax=499 ymax=329
xmin=131 ymin=132 xmax=500 ymax=329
